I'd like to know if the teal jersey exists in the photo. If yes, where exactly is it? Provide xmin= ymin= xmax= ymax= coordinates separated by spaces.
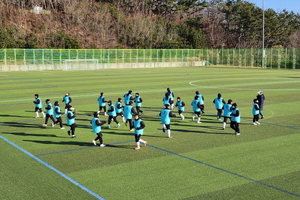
xmin=63 ymin=96 xmax=70 ymax=104
xmin=191 ymin=100 xmax=200 ymax=112
xmin=223 ymin=104 xmax=232 ymax=117
xmin=66 ymin=111 xmax=75 ymax=125
xmin=163 ymin=96 xmax=171 ymax=106
xmin=34 ymin=97 xmax=42 ymax=108
xmin=123 ymin=93 xmax=132 ymax=105
xmin=46 ymin=103 xmax=53 ymax=115
xmin=160 ymin=109 xmax=171 ymax=124
xmin=124 ymin=105 xmax=133 ymax=119
xmin=231 ymin=108 xmax=240 ymax=123
xmin=196 ymin=94 xmax=204 ymax=105
xmin=176 ymin=101 xmax=185 ymax=111
xmin=134 ymin=96 xmax=142 ymax=107
xmin=134 ymin=119 xmax=144 ymax=135
xmin=252 ymin=103 xmax=259 ymax=115
xmin=91 ymin=117 xmax=101 ymax=133
xmin=166 ymin=91 xmax=174 ymax=100
xmin=214 ymin=98 xmax=224 ymax=109
xmin=115 ymin=102 xmax=123 ymax=113
xmin=108 ymin=105 xmax=116 ymax=117
xmin=53 ymin=106 xmax=61 ymax=118
xmin=98 ymin=96 xmax=106 ymax=106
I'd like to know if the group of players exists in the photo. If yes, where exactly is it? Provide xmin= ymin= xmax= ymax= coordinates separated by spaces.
xmin=33 ymin=88 xmax=265 ymax=150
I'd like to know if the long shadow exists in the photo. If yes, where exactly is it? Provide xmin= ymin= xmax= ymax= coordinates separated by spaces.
xmin=23 ymin=139 xmax=132 ymax=149
xmin=2 ymin=122 xmax=45 ymax=128
xmin=2 ymin=131 xmax=63 ymax=138
xmin=0 ymin=114 xmax=30 ymax=118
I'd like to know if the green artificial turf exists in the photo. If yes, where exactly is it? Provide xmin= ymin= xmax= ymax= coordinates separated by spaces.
xmin=1 ymin=67 xmax=300 ymax=200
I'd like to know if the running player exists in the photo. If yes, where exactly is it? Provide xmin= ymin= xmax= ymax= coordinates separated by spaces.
xmin=159 ymin=104 xmax=176 ymax=138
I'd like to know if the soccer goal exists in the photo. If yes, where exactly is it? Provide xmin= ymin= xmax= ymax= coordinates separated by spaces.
xmin=62 ymin=59 xmax=99 ymax=71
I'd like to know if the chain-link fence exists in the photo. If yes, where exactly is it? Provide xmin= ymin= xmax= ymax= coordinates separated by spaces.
xmin=0 ymin=48 xmax=299 ymax=71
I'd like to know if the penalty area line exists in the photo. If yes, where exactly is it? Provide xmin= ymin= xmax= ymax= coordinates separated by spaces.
xmin=0 ymin=135 xmax=106 ymax=200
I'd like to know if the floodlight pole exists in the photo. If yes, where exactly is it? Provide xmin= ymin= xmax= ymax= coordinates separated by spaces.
xmin=262 ymin=0 xmax=265 ymax=68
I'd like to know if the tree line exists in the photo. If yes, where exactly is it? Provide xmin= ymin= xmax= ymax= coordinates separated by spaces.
xmin=0 ymin=0 xmax=299 ymax=49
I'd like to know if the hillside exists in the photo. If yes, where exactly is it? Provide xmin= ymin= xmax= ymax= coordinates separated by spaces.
xmin=0 ymin=0 xmax=299 ymax=49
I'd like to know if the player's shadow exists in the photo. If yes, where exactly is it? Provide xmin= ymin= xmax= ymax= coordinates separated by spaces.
xmin=2 ymin=122 xmax=44 ymax=128
xmin=0 ymin=114 xmax=28 ymax=118
xmin=23 ymin=139 xmax=93 ymax=146
xmin=2 ymin=132 xmax=62 ymax=138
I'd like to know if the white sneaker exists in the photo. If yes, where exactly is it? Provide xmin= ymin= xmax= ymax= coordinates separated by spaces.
xmin=92 ymin=140 xmax=96 ymax=145
xmin=252 ymin=122 xmax=257 ymax=125
xmin=192 ymin=116 xmax=195 ymax=121
xmin=104 ymin=112 xmax=108 ymax=116
xmin=236 ymin=133 xmax=240 ymax=135
xmin=51 ymin=123 xmax=55 ymax=127
xmin=60 ymin=127 xmax=65 ymax=129
xmin=197 ymin=121 xmax=202 ymax=123
xmin=116 ymin=124 xmax=121 ymax=128
xmin=256 ymin=121 xmax=260 ymax=125
xmin=100 ymin=144 xmax=106 ymax=147
xmin=42 ymin=124 xmax=47 ymax=126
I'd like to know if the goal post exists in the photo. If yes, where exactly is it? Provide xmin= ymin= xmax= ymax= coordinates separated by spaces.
xmin=62 ymin=59 xmax=99 ymax=71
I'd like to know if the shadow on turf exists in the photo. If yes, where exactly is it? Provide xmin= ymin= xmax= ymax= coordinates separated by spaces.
xmin=2 ymin=122 xmax=48 ymax=128
xmin=2 ymin=132 xmax=63 ymax=138
xmin=22 ymin=139 xmax=132 ymax=149
xmin=0 ymin=114 xmax=29 ymax=118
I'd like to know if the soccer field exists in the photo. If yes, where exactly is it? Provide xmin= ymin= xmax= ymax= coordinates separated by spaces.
xmin=1 ymin=67 xmax=300 ymax=200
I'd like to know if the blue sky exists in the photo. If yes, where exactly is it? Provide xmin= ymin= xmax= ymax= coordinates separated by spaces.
xmin=247 ymin=0 xmax=300 ymax=14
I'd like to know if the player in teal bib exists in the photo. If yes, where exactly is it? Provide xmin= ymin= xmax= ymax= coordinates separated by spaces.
xmin=163 ymin=93 xmax=172 ymax=106
xmin=33 ymin=94 xmax=45 ymax=118
xmin=166 ymin=88 xmax=174 ymax=109
xmin=191 ymin=96 xmax=201 ymax=123
xmin=53 ymin=101 xmax=65 ymax=129
xmin=133 ymin=114 xmax=147 ymax=150
xmin=124 ymin=101 xmax=137 ymax=131
xmin=252 ymin=99 xmax=260 ymax=125
xmin=115 ymin=98 xmax=125 ymax=123
xmin=222 ymin=99 xmax=232 ymax=130
xmin=43 ymin=99 xmax=56 ymax=127
xmin=123 ymin=90 xmax=134 ymax=105
xmin=195 ymin=91 xmax=205 ymax=113
xmin=97 ymin=92 xmax=108 ymax=115
xmin=175 ymin=97 xmax=185 ymax=120
xmin=91 ymin=112 xmax=106 ymax=147
xmin=159 ymin=104 xmax=176 ymax=138
xmin=134 ymin=93 xmax=143 ymax=114
xmin=230 ymin=103 xmax=241 ymax=135
xmin=66 ymin=105 xmax=77 ymax=138
xmin=62 ymin=93 xmax=72 ymax=113
xmin=106 ymin=100 xmax=121 ymax=128
xmin=213 ymin=93 xmax=226 ymax=121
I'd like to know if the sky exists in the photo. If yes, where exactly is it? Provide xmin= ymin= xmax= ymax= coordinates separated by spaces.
xmin=247 ymin=0 xmax=300 ymax=14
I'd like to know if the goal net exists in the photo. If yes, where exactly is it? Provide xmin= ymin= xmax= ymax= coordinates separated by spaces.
xmin=62 ymin=59 xmax=99 ymax=71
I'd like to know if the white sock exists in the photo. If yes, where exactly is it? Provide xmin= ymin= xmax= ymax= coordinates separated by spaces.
xmin=197 ymin=117 xmax=201 ymax=123
xmin=167 ymin=129 xmax=171 ymax=137
xmin=162 ymin=124 xmax=166 ymax=129
xmin=223 ymin=122 xmax=226 ymax=129
xmin=42 ymin=112 xmax=45 ymax=118
xmin=35 ymin=112 xmax=39 ymax=117
xmin=180 ymin=114 xmax=184 ymax=119
xmin=136 ymin=142 xmax=140 ymax=148
xmin=139 ymin=139 xmax=145 ymax=143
